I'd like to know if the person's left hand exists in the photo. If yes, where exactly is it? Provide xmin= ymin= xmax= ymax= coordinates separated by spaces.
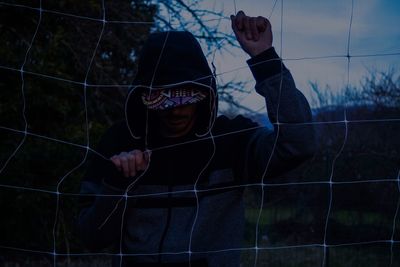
xmin=231 ymin=11 xmax=273 ymax=57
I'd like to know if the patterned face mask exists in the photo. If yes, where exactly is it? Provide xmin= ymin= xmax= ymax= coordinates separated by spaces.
xmin=141 ymin=87 xmax=208 ymax=110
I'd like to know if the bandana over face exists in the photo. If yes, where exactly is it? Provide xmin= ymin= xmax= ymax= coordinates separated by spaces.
xmin=141 ymin=87 xmax=207 ymax=110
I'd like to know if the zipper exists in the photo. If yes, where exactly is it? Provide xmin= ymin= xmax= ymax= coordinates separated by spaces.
xmin=157 ymin=184 xmax=172 ymax=263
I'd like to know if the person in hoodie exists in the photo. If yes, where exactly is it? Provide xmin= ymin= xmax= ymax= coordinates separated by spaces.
xmin=78 ymin=11 xmax=316 ymax=267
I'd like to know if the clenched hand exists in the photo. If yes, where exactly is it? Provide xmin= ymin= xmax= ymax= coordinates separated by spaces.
xmin=231 ymin=11 xmax=273 ymax=57
xmin=110 ymin=150 xmax=151 ymax=178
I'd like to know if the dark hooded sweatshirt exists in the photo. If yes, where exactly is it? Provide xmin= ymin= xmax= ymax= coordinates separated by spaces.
xmin=78 ymin=31 xmax=316 ymax=266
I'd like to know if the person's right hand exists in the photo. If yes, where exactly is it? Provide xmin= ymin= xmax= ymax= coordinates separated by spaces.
xmin=110 ymin=150 xmax=151 ymax=178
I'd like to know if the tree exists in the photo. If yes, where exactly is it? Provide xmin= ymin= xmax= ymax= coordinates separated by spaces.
xmin=277 ymin=69 xmax=400 ymax=248
xmin=0 ymin=0 xmax=242 ymax=264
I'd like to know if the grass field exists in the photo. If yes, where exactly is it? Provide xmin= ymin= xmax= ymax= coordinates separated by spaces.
xmin=2 ymin=205 xmax=398 ymax=266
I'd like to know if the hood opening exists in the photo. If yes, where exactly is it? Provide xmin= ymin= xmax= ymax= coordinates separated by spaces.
xmin=125 ymin=31 xmax=218 ymax=147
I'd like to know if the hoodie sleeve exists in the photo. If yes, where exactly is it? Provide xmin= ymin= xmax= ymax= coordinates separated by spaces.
xmin=77 ymin=123 xmax=132 ymax=251
xmin=233 ymin=47 xmax=316 ymax=182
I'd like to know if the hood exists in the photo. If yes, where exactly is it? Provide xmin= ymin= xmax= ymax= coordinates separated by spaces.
xmin=125 ymin=31 xmax=217 ymax=145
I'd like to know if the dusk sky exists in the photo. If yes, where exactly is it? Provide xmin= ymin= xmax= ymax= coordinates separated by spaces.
xmin=195 ymin=0 xmax=400 ymax=112
xmin=2 ymin=0 xmax=398 ymax=112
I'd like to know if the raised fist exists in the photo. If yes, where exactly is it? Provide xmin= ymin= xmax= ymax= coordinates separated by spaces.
xmin=231 ymin=11 xmax=273 ymax=57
